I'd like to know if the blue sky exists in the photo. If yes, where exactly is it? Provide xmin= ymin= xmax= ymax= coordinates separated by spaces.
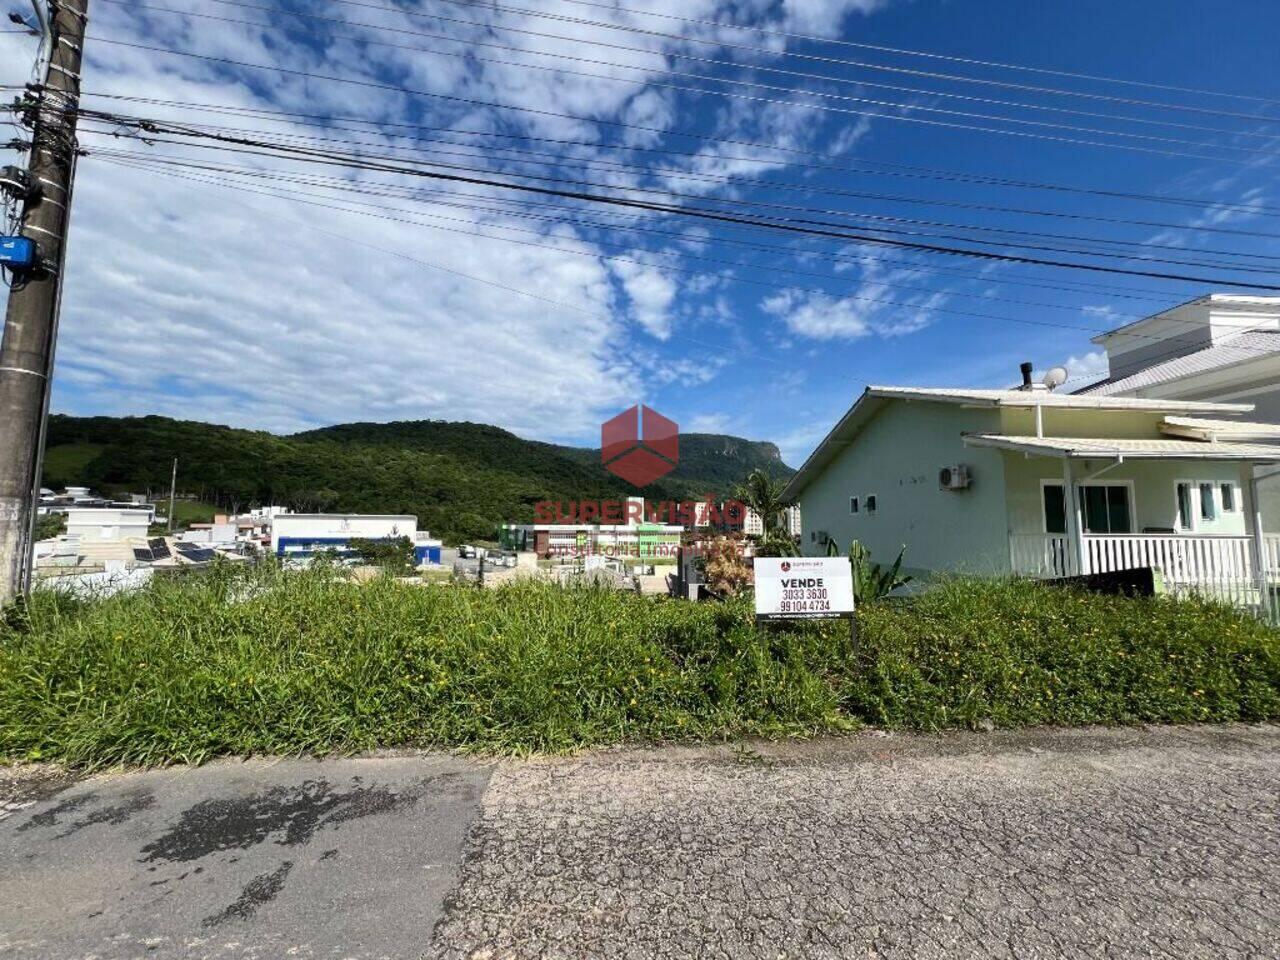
xmin=2 ymin=0 xmax=1278 ymax=465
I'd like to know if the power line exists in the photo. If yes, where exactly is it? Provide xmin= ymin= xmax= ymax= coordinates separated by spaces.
xmin=457 ymin=0 xmax=1280 ymax=109
xmin=105 ymin=0 xmax=1280 ymax=142
xmin=68 ymin=91 xmax=1280 ymax=221
xmin=71 ymin=112 xmax=1280 ymax=288
xmin=83 ymin=33 xmax=1273 ymax=165
xmin=80 ymin=142 xmax=1196 ymax=306
xmin=92 ymin=151 xmax=1280 ymax=365
xmin=72 ymin=114 xmax=1280 ymax=271
xmin=70 ymin=106 xmax=1280 ymax=249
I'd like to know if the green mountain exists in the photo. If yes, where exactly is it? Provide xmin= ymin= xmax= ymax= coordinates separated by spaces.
xmin=41 ymin=415 xmax=794 ymax=544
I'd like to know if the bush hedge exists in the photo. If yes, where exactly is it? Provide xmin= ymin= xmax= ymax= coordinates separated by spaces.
xmin=1 ymin=565 xmax=1277 ymax=767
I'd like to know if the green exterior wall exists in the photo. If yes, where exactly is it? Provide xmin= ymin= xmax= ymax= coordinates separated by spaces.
xmin=1002 ymin=454 xmax=1249 ymax=537
xmin=796 ymin=402 xmax=1012 ymax=576
xmin=796 ymin=399 xmax=1266 ymax=580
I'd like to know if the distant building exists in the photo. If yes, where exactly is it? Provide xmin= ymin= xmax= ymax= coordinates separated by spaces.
xmin=499 ymin=497 xmax=683 ymax=559
xmin=63 ymin=507 xmax=152 ymax=544
xmin=271 ymin=513 xmax=442 ymax=566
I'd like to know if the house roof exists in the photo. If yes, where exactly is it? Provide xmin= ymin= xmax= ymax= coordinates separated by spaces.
xmin=961 ymin=434 xmax=1280 ymax=461
xmin=781 ymin=385 xmax=1255 ymax=500
xmin=1160 ymin=416 xmax=1280 ymax=442
xmin=864 ymin=385 xmax=1252 ymax=411
xmin=1076 ymin=330 xmax=1280 ymax=396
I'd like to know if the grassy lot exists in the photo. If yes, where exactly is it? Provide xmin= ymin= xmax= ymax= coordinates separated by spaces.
xmin=1 ymin=565 xmax=1277 ymax=767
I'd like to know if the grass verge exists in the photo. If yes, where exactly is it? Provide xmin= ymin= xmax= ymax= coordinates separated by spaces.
xmin=1 ymin=565 xmax=1278 ymax=767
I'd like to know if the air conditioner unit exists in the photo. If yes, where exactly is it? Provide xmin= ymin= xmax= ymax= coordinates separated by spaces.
xmin=938 ymin=464 xmax=971 ymax=490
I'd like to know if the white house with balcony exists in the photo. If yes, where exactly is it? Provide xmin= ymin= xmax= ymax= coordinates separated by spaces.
xmin=782 ymin=383 xmax=1280 ymax=612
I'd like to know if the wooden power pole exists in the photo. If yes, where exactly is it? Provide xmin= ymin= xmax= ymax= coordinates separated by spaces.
xmin=0 ymin=1 xmax=89 ymax=604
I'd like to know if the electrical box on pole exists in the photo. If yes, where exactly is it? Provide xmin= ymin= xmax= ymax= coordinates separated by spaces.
xmin=0 ymin=237 xmax=39 ymax=270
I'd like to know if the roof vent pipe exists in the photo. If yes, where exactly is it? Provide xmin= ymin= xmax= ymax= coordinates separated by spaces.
xmin=1019 ymin=362 xmax=1034 ymax=390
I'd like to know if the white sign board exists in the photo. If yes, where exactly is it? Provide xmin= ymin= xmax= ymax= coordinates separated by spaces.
xmin=753 ymin=557 xmax=855 ymax=621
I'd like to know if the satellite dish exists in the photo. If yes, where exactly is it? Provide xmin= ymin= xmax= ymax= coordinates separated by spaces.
xmin=1043 ymin=366 xmax=1069 ymax=390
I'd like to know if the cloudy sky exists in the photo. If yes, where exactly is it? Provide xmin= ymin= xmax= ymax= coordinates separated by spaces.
xmin=2 ymin=0 xmax=1278 ymax=464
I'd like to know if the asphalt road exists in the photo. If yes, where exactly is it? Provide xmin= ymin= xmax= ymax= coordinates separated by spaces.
xmin=3 ymin=726 xmax=1279 ymax=959
xmin=0 ymin=755 xmax=490 ymax=960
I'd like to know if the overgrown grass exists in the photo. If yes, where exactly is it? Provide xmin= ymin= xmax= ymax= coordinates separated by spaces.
xmin=1 ymin=565 xmax=1277 ymax=767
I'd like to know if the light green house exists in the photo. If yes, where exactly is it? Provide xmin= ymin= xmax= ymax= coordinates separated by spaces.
xmin=782 ymin=386 xmax=1280 ymax=604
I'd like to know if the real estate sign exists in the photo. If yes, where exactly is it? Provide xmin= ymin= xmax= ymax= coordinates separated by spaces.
xmin=753 ymin=557 xmax=855 ymax=621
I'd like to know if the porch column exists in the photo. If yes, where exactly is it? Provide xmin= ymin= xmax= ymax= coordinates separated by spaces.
xmin=1063 ymin=457 xmax=1088 ymax=576
xmin=1240 ymin=461 xmax=1268 ymax=605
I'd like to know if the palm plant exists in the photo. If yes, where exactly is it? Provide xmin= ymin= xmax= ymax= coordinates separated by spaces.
xmin=733 ymin=468 xmax=791 ymax=540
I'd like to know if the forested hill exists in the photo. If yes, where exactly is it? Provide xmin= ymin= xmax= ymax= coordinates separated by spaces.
xmin=42 ymin=415 xmax=794 ymax=544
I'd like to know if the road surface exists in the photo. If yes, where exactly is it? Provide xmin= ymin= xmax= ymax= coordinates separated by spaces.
xmin=3 ymin=725 xmax=1278 ymax=959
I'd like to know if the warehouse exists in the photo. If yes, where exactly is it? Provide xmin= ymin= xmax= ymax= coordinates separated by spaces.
xmin=271 ymin=514 xmax=443 ymax=565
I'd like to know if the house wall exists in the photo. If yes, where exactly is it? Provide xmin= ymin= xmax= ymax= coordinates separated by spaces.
xmin=796 ymin=402 xmax=1011 ymax=575
xmin=997 ymin=407 xmax=1169 ymax=439
xmin=1002 ymin=454 xmax=1250 ymax=537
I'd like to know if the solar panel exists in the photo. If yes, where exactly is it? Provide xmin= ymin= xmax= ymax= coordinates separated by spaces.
xmin=133 ymin=548 xmax=154 ymax=563
xmin=148 ymin=538 xmax=172 ymax=559
xmin=183 ymin=549 xmax=217 ymax=563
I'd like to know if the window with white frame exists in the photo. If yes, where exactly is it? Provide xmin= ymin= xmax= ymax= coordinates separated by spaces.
xmin=1175 ymin=481 xmax=1195 ymax=531
xmin=1220 ymin=483 xmax=1238 ymax=513
xmin=1042 ymin=481 xmax=1132 ymax=535
xmin=849 ymin=496 xmax=859 ymax=515
xmin=1198 ymin=482 xmax=1216 ymax=522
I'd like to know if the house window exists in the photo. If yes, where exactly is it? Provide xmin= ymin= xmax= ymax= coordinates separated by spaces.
xmin=1199 ymin=482 xmax=1216 ymax=521
xmin=1042 ymin=483 xmax=1066 ymax=535
xmin=1221 ymin=483 xmax=1237 ymax=512
xmin=1042 ymin=482 xmax=1132 ymax=535
xmin=849 ymin=496 xmax=859 ymax=515
xmin=865 ymin=494 xmax=877 ymax=515
xmin=1176 ymin=482 xmax=1195 ymax=531
xmin=1078 ymin=484 xmax=1132 ymax=534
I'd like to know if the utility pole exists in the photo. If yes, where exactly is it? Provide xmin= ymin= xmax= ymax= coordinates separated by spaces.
xmin=0 ymin=0 xmax=89 ymax=604
xmin=167 ymin=458 xmax=177 ymax=533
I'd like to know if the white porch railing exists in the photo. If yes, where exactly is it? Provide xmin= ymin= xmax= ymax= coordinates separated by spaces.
xmin=1010 ymin=533 xmax=1280 ymax=612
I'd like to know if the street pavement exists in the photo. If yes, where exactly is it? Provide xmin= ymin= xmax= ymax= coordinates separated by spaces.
xmin=3 ymin=725 xmax=1279 ymax=959
xmin=0 ymin=755 xmax=490 ymax=959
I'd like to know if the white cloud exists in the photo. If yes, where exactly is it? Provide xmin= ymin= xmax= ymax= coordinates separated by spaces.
xmin=0 ymin=0 xmax=904 ymax=441
xmin=1063 ymin=350 xmax=1110 ymax=385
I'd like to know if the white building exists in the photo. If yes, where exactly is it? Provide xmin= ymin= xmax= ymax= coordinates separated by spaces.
xmin=1078 ymin=294 xmax=1280 ymax=417
xmin=271 ymin=513 xmax=442 ymax=565
xmin=1076 ymin=293 xmax=1280 ymax=519
xmin=63 ymin=507 xmax=152 ymax=544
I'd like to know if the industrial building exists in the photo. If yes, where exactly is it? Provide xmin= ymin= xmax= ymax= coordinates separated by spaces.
xmin=270 ymin=513 xmax=443 ymax=565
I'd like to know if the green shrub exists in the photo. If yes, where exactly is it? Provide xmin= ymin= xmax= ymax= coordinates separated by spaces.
xmin=0 ymin=568 xmax=1276 ymax=768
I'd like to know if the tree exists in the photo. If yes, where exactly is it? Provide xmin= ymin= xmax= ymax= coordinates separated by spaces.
xmin=733 ymin=468 xmax=792 ymax=548
xmin=34 ymin=513 xmax=65 ymax=541
xmin=350 ymin=536 xmax=415 ymax=574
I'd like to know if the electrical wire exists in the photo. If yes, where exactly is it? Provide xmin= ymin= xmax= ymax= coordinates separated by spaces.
xmin=65 ymin=91 xmax=1280 ymax=221
xmin=83 ymin=33 xmax=1274 ymax=166
xmin=91 ymin=151 xmax=1280 ymax=370
xmin=71 ymin=120 xmax=1280 ymax=278
xmin=103 ymin=0 xmax=1280 ymax=142
xmin=69 ymin=107 xmax=1280 ymax=253
xmin=71 ymin=115 xmax=1280 ymax=286
xmin=441 ymin=0 xmax=1280 ymax=109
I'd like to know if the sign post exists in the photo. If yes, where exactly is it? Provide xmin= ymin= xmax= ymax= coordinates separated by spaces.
xmin=753 ymin=556 xmax=858 ymax=660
